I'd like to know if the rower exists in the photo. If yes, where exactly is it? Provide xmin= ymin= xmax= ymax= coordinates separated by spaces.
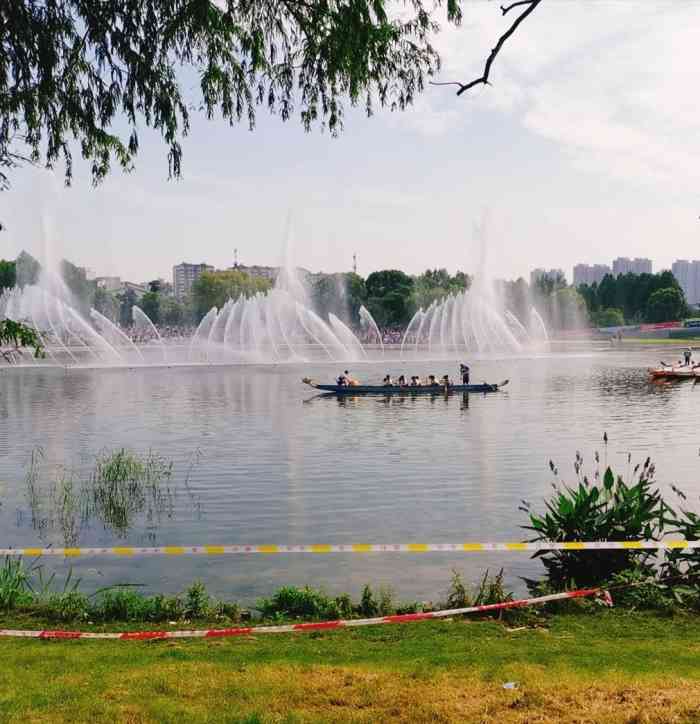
xmin=397 ymin=374 xmax=407 ymax=386
xmin=428 ymin=374 xmax=439 ymax=386
xmin=383 ymin=374 xmax=394 ymax=386
xmin=460 ymin=363 xmax=470 ymax=385
xmin=685 ymin=349 xmax=693 ymax=366
xmin=441 ymin=374 xmax=452 ymax=388
xmin=336 ymin=372 xmax=347 ymax=386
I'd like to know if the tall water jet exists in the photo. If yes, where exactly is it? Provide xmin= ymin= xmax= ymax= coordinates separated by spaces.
xmin=132 ymin=306 xmax=167 ymax=363
xmin=359 ymin=306 xmax=384 ymax=356
xmin=92 ymin=309 xmax=144 ymax=362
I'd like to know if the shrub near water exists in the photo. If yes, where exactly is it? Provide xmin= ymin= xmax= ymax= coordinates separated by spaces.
xmin=522 ymin=447 xmax=667 ymax=588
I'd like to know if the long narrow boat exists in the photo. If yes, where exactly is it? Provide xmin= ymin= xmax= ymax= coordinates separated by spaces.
xmin=302 ymin=378 xmax=508 ymax=395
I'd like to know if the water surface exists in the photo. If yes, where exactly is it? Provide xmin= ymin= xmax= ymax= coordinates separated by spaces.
xmin=1 ymin=347 xmax=698 ymax=602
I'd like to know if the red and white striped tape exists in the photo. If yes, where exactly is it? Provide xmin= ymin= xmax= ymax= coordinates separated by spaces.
xmin=0 ymin=586 xmax=607 ymax=640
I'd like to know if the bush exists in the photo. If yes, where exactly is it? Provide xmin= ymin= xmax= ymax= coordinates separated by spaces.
xmin=184 ymin=581 xmax=210 ymax=619
xmin=522 ymin=445 xmax=667 ymax=588
xmin=607 ymin=568 xmax=691 ymax=613
xmin=257 ymin=586 xmax=341 ymax=620
xmin=445 ymin=570 xmax=471 ymax=609
xmin=358 ymin=585 xmax=379 ymax=617
xmin=43 ymin=591 xmax=90 ymax=622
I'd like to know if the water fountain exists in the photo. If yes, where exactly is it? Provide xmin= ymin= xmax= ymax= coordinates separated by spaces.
xmin=399 ymin=276 xmax=549 ymax=358
xmin=0 ymin=261 xmax=380 ymax=366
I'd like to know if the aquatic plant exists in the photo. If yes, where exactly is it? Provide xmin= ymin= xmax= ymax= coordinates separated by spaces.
xmin=0 ymin=557 xmax=34 ymax=610
xmin=22 ymin=447 xmax=177 ymax=544
xmin=89 ymin=448 xmax=174 ymax=537
xmin=522 ymin=439 xmax=667 ymax=588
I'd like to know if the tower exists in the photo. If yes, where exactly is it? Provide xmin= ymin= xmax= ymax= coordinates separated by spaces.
xmin=234 ymin=248 xmax=239 ymax=268
xmin=352 ymin=253 xmax=357 ymax=275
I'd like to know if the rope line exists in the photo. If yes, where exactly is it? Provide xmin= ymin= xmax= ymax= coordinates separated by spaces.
xmin=0 ymin=540 xmax=696 ymax=557
xmin=0 ymin=586 xmax=605 ymax=640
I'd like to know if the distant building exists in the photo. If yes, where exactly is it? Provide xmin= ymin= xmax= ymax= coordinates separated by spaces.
xmin=573 ymin=263 xmax=611 ymax=287
xmin=612 ymin=257 xmax=652 ymax=276
xmin=95 ymin=276 xmax=122 ymax=292
xmin=672 ymin=260 xmax=700 ymax=306
xmin=530 ymin=268 xmax=566 ymax=287
xmin=80 ymin=267 xmax=96 ymax=281
xmin=229 ymin=263 xmax=278 ymax=282
xmin=173 ymin=262 xmax=214 ymax=300
xmin=120 ymin=281 xmax=147 ymax=300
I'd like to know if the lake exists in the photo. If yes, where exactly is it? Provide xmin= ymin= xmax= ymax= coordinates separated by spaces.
xmin=1 ymin=345 xmax=698 ymax=603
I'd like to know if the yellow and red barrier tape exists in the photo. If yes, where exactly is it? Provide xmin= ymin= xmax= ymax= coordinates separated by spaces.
xmin=0 ymin=586 xmax=609 ymax=640
xmin=0 ymin=540 xmax=696 ymax=557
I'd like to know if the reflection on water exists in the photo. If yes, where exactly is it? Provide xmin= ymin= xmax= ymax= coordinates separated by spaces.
xmin=1 ymin=349 xmax=700 ymax=600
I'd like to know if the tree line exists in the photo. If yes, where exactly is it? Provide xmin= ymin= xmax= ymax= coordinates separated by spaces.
xmin=1 ymin=253 xmax=692 ymax=331
xmin=577 ymin=271 xmax=688 ymax=326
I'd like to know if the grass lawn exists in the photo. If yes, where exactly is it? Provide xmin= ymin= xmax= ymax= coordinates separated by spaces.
xmin=2 ymin=611 xmax=700 ymax=722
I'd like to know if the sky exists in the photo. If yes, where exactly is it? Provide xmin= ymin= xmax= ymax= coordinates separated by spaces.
xmin=1 ymin=0 xmax=699 ymax=284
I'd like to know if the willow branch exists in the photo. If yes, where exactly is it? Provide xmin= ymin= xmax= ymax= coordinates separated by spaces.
xmin=430 ymin=0 xmax=542 ymax=96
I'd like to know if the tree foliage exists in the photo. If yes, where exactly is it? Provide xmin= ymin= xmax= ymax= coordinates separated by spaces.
xmin=139 ymin=291 xmax=161 ymax=326
xmin=191 ymin=269 xmax=271 ymax=319
xmin=1 ymin=0 xmax=460 ymax=194
xmin=0 ymin=259 xmax=16 ymax=291
xmin=0 ymin=319 xmax=43 ymax=362
xmin=412 ymin=268 xmax=469 ymax=309
xmin=592 ymin=307 xmax=625 ymax=328
xmin=578 ymin=272 xmax=687 ymax=324
xmin=646 ymin=287 xmax=686 ymax=324
xmin=365 ymin=269 xmax=415 ymax=327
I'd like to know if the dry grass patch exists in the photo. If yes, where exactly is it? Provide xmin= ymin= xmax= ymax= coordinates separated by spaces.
xmin=98 ymin=662 xmax=700 ymax=723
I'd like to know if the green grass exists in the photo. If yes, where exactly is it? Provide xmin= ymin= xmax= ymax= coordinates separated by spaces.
xmin=2 ymin=611 xmax=700 ymax=722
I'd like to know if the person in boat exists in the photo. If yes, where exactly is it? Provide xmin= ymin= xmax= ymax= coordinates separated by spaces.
xmin=336 ymin=372 xmax=348 ymax=386
xmin=409 ymin=376 xmax=419 ymax=387
xmin=344 ymin=370 xmax=359 ymax=386
xmin=684 ymin=349 xmax=693 ymax=366
xmin=383 ymin=374 xmax=394 ymax=386
xmin=441 ymin=374 xmax=452 ymax=388
xmin=427 ymin=374 xmax=440 ymax=387
xmin=397 ymin=374 xmax=407 ymax=386
xmin=460 ymin=364 xmax=470 ymax=385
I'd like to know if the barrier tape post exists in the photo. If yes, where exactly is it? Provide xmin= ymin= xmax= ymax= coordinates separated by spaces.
xmin=0 ymin=586 xmax=607 ymax=641
xmin=0 ymin=540 xmax=696 ymax=557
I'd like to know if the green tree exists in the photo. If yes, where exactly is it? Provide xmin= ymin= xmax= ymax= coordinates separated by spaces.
xmin=60 ymin=260 xmax=95 ymax=314
xmin=579 ymin=272 xmax=688 ymax=325
xmin=160 ymin=297 xmax=187 ymax=326
xmin=645 ymin=287 xmax=686 ymax=323
xmin=594 ymin=308 xmax=625 ymax=328
xmin=412 ymin=268 xmax=469 ymax=310
xmin=1 ymin=0 xmax=462 ymax=196
xmin=548 ymin=287 xmax=586 ymax=330
xmin=0 ymin=320 xmax=43 ymax=363
xmin=93 ymin=287 xmax=119 ymax=321
xmin=365 ymin=270 xmax=415 ymax=327
xmin=191 ymin=270 xmax=271 ymax=320
xmin=15 ymin=251 xmax=40 ymax=286
xmin=0 ymin=259 xmax=16 ymax=292
xmin=140 ymin=292 xmax=161 ymax=325
xmin=117 ymin=288 xmax=138 ymax=327
xmin=346 ymin=273 xmax=367 ymax=325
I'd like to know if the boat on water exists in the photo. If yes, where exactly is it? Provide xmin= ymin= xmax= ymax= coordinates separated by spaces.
xmin=649 ymin=365 xmax=700 ymax=380
xmin=302 ymin=378 xmax=508 ymax=395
